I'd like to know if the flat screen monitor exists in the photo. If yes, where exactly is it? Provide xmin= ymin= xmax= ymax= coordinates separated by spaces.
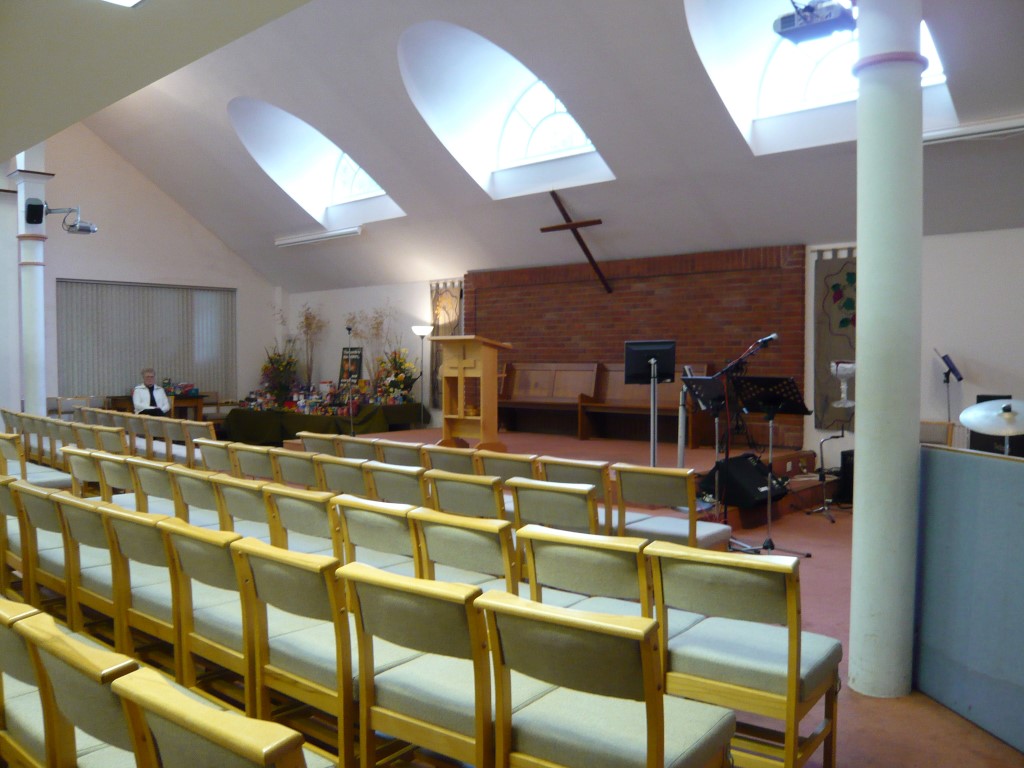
xmin=624 ymin=340 xmax=676 ymax=384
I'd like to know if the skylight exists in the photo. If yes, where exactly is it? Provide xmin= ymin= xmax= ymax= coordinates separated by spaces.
xmin=684 ymin=0 xmax=958 ymax=155
xmin=227 ymin=97 xmax=404 ymax=236
xmin=398 ymin=21 xmax=614 ymax=200
xmin=758 ymin=20 xmax=947 ymax=119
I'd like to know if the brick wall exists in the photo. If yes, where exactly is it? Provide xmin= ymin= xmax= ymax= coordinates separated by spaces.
xmin=464 ymin=245 xmax=806 ymax=447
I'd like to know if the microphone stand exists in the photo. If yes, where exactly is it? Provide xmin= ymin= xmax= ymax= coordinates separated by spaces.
xmin=712 ymin=335 xmax=777 ymax=554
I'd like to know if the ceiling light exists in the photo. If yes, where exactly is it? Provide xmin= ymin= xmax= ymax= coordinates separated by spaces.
xmin=274 ymin=226 xmax=362 ymax=247
xmin=100 ymin=0 xmax=147 ymax=7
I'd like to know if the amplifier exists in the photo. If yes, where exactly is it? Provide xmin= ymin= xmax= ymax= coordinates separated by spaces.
xmin=699 ymin=453 xmax=788 ymax=508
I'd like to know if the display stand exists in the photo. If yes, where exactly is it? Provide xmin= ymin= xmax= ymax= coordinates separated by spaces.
xmin=432 ymin=335 xmax=512 ymax=451
xmin=732 ymin=375 xmax=812 ymax=557
xmin=624 ymin=340 xmax=675 ymax=466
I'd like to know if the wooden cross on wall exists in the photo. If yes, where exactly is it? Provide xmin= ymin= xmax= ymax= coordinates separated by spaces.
xmin=540 ymin=190 xmax=612 ymax=293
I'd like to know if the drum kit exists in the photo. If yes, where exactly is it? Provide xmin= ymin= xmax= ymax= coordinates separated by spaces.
xmin=959 ymin=398 xmax=1024 ymax=455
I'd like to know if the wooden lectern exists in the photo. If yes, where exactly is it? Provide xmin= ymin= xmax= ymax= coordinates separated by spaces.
xmin=431 ymin=335 xmax=512 ymax=451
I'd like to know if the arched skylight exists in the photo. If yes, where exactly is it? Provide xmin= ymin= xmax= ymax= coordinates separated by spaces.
xmin=398 ymin=21 xmax=614 ymax=200
xmin=497 ymin=80 xmax=594 ymax=170
xmin=684 ymin=0 xmax=958 ymax=155
xmin=227 ymin=97 xmax=403 ymax=235
xmin=758 ymin=21 xmax=947 ymax=119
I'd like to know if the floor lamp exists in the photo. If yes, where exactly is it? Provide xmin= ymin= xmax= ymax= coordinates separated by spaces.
xmin=411 ymin=325 xmax=433 ymax=426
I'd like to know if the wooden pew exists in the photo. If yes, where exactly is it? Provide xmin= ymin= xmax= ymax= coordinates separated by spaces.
xmin=578 ymin=363 xmax=711 ymax=445
xmin=497 ymin=362 xmax=598 ymax=435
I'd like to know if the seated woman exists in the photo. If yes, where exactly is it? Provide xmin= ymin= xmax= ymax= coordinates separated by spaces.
xmin=132 ymin=367 xmax=170 ymax=416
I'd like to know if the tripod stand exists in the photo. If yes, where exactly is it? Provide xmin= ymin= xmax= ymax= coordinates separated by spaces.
xmin=807 ymin=424 xmax=846 ymax=522
xmin=732 ymin=375 xmax=812 ymax=558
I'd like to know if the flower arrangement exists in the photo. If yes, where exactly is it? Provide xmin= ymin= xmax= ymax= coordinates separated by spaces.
xmin=260 ymin=340 xmax=299 ymax=406
xmin=375 ymin=348 xmax=418 ymax=403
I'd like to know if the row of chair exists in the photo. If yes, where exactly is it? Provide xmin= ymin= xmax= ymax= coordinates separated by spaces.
xmin=227 ymin=435 xmax=733 ymax=549
xmin=1 ymin=407 xmax=217 ymax=469
xmin=0 ymin=596 xmax=337 ymax=767
xmin=1 ymin=465 xmax=840 ymax=768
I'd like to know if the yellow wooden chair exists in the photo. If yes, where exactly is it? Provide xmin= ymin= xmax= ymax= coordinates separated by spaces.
xmin=313 ymin=454 xmax=369 ymax=497
xmin=193 ymin=437 xmax=239 ymax=474
xmin=0 ymin=597 xmax=46 ymax=768
xmin=537 ymin=455 xmax=616 ymax=534
xmin=477 ymin=589 xmax=735 ymax=768
xmin=645 ymin=541 xmax=842 ymax=768
xmin=425 ymin=468 xmax=507 ymax=520
xmin=506 ymin=476 xmax=601 ymax=535
xmin=373 ymin=438 xmax=424 ymax=467
xmin=295 ymin=430 xmax=343 ymax=456
xmin=362 ymin=461 xmax=430 ymax=507
xmin=269 ymin=446 xmax=319 ymax=489
xmin=113 ymin=666 xmax=321 ymax=768
xmin=420 ymin=443 xmax=477 ymax=474
xmin=612 ymin=463 xmax=731 ymax=549
xmin=339 ymin=562 xmax=499 ymax=768
xmin=335 ymin=435 xmax=378 ymax=461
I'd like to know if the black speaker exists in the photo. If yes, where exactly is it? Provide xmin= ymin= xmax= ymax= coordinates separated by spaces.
xmin=25 ymin=199 xmax=45 ymax=225
xmin=969 ymin=394 xmax=1024 ymax=457
xmin=835 ymin=449 xmax=854 ymax=504
xmin=699 ymin=453 xmax=787 ymax=508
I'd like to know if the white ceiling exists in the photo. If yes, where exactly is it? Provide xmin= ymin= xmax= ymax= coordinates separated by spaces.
xmin=10 ymin=0 xmax=1024 ymax=293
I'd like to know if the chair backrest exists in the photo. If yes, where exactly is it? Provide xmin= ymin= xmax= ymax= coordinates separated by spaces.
xmin=312 ymin=454 xmax=369 ymax=496
xmin=119 ymin=412 xmax=152 ymax=458
xmin=166 ymin=464 xmax=224 ymax=529
xmin=262 ymin=483 xmax=339 ymax=556
xmin=373 ymin=439 xmax=424 ymax=466
xmin=229 ymin=536 xmax=353 ymax=760
xmin=156 ymin=518 xmax=248 ymax=703
xmin=506 ymin=476 xmax=600 ymax=534
xmin=93 ymin=450 xmax=138 ymax=507
xmin=112 ymin=666 xmax=309 ymax=768
xmin=0 ymin=596 xmax=46 ymax=767
xmin=13 ymin=610 xmax=139 ymax=766
xmin=61 ymin=445 xmax=103 ymax=498
xmin=9 ymin=481 xmax=66 ymax=608
xmin=472 ymin=449 xmax=539 ymax=482
xmin=268 ymin=447 xmax=319 ymax=489
xmin=339 ymin=561 xmax=492 ymax=768
xmin=362 ymin=460 xmax=430 ymax=506
xmin=295 ymin=430 xmax=342 ymax=456
xmin=420 ymin=443 xmax=477 ymax=474
xmin=92 ymin=424 xmax=130 ymax=456
xmin=51 ymin=492 xmax=117 ymax=635
xmin=141 ymin=416 xmax=173 ymax=461
xmin=125 ymin=456 xmax=178 ymax=515
xmin=0 ymin=433 xmax=28 ymax=480
xmin=425 ymin=468 xmax=506 ymax=519
xmin=230 ymin=444 xmax=279 ymax=482
xmin=209 ymin=473 xmax=273 ymax=540
xmin=612 ymin=462 xmax=700 ymax=540
xmin=475 ymin=589 xmax=669 ymax=768
xmin=517 ymin=523 xmax=652 ymax=614
xmin=101 ymin=504 xmax=177 ymax=664
xmin=1 ymin=475 xmax=24 ymax=599
xmin=332 ymin=494 xmax=417 ymax=571
xmin=193 ymin=437 xmax=238 ymax=474
xmin=180 ymin=420 xmax=217 ymax=467
xmin=537 ymin=455 xmax=615 ymax=534
xmin=408 ymin=507 xmax=518 ymax=592
xmin=335 ymin=434 xmax=378 ymax=460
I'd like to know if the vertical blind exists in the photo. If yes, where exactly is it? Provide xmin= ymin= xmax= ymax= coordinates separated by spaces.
xmin=56 ymin=279 xmax=236 ymax=400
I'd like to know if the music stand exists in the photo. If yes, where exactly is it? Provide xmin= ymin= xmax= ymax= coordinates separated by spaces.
xmin=624 ymin=340 xmax=676 ymax=466
xmin=680 ymin=376 xmax=759 ymax=552
xmin=732 ymin=375 xmax=812 ymax=558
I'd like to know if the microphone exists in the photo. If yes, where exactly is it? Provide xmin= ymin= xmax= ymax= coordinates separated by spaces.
xmin=757 ymin=333 xmax=779 ymax=346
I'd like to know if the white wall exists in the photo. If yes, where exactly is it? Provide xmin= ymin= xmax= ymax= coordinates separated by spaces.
xmin=285 ymin=282 xmax=436 ymax=414
xmin=7 ymin=124 xmax=279 ymax=402
xmin=803 ymin=227 xmax=1024 ymax=465
xmin=0 ymin=193 xmax=22 ymax=410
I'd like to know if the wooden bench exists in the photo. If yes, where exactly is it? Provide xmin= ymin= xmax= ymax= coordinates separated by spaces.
xmin=497 ymin=362 xmax=599 ymax=435
xmin=578 ymin=362 xmax=712 ymax=445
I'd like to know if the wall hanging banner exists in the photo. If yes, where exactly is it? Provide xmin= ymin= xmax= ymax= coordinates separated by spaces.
xmin=813 ymin=249 xmax=856 ymax=430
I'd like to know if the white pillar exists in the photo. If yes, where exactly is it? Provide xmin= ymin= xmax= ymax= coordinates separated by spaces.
xmin=849 ymin=0 xmax=927 ymax=697
xmin=8 ymin=162 xmax=52 ymax=417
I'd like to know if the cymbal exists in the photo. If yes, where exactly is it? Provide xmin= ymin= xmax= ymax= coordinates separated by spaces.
xmin=959 ymin=399 xmax=1024 ymax=436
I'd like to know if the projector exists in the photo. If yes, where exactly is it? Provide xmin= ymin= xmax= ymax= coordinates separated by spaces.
xmin=774 ymin=2 xmax=855 ymax=44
